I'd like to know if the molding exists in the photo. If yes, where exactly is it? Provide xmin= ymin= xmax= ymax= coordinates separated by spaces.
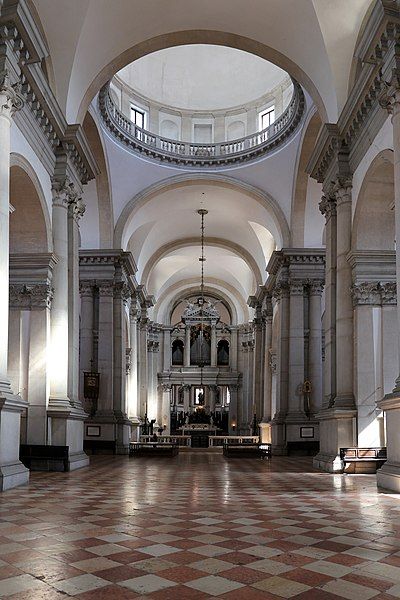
xmin=0 ymin=0 xmax=98 ymax=184
xmin=99 ymin=80 xmax=305 ymax=169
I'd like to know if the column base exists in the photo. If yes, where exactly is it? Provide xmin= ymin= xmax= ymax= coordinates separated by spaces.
xmin=48 ymin=398 xmax=89 ymax=470
xmin=377 ymin=462 xmax=400 ymax=492
xmin=270 ymin=416 xmax=287 ymax=455
xmin=376 ymin=392 xmax=400 ymax=492
xmin=0 ymin=385 xmax=30 ymax=490
xmin=0 ymin=462 xmax=29 ymax=491
xmin=85 ymin=411 xmax=132 ymax=455
xmin=312 ymin=407 xmax=356 ymax=473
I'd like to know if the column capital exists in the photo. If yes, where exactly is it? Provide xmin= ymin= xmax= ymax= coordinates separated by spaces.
xmin=319 ymin=194 xmax=337 ymax=219
xmin=161 ymin=383 xmax=172 ymax=393
xmin=351 ymin=282 xmax=381 ymax=307
xmin=0 ymin=70 xmax=24 ymax=122
xmin=97 ymin=280 xmax=114 ymax=297
xmin=9 ymin=283 xmax=53 ymax=310
xmin=272 ymin=281 xmax=290 ymax=301
xmin=379 ymin=68 xmax=400 ymax=115
xmin=79 ymin=281 xmax=94 ymax=297
xmin=308 ymin=279 xmax=324 ymax=296
xmin=289 ymin=280 xmax=304 ymax=296
xmin=381 ymin=282 xmax=397 ymax=305
xmin=51 ymin=177 xmax=85 ymax=221
xmin=332 ymin=177 xmax=352 ymax=206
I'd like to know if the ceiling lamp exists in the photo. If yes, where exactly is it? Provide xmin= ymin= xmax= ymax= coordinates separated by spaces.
xmin=197 ymin=208 xmax=208 ymax=386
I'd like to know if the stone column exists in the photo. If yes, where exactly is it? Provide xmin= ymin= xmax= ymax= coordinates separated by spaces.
xmin=271 ymin=282 xmax=289 ymax=453
xmin=288 ymin=280 xmax=305 ymax=417
xmin=127 ymin=300 xmax=140 ymax=439
xmin=252 ymin=306 xmax=264 ymax=418
xmin=377 ymin=75 xmax=400 ymax=490
xmin=184 ymin=325 xmax=191 ymax=367
xmin=313 ymin=184 xmax=356 ymax=473
xmin=334 ymin=180 xmax=355 ymax=408
xmin=209 ymin=385 xmax=217 ymax=413
xmin=163 ymin=327 xmax=171 ymax=371
xmin=260 ymin=299 xmax=273 ymax=443
xmin=211 ymin=324 xmax=217 ymax=367
xmin=97 ymin=282 xmax=114 ymax=416
xmin=114 ymin=284 xmax=130 ymax=453
xmin=161 ymin=384 xmax=172 ymax=433
xmin=26 ymin=288 xmax=52 ymax=446
xmin=308 ymin=280 xmax=324 ymax=415
xmin=319 ymin=195 xmax=337 ymax=408
xmin=351 ymin=283 xmax=382 ymax=448
xmin=228 ymin=384 xmax=239 ymax=435
xmin=183 ymin=384 xmax=190 ymax=413
xmin=138 ymin=316 xmax=149 ymax=418
xmin=230 ymin=326 xmax=238 ymax=370
xmin=79 ymin=282 xmax=94 ymax=405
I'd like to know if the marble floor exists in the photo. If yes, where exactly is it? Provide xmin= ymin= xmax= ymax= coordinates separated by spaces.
xmin=0 ymin=454 xmax=400 ymax=599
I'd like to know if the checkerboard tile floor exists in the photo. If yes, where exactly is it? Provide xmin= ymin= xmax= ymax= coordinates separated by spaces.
xmin=1 ymin=453 xmax=400 ymax=598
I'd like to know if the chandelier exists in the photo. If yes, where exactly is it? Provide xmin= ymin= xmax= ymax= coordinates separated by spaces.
xmin=197 ymin=208 xmax=208 ymax=385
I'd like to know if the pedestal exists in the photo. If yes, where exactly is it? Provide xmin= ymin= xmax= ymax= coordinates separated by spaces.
xmin=259 ymin=421 xmax=272 ymax=443
xmin=312 ymin=407 xmax=356 ymax=472
xmin=0 ymin=392 xmax=29 ymax=490
xmin=376 ymin=395 xmax=400 ymax=491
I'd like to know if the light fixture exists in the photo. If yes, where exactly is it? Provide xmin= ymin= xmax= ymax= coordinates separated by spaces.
xmin=197 ymin=207 xmax=208 ymax=388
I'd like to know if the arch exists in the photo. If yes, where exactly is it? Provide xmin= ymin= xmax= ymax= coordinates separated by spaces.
xmin=114 ymin=173 xmax=290 ymax=251
xmin=290 ymin=108 xmax=322 ymax=247
xmin=77 ymin=30 xmax=328 ymax=125
xmin=141 ymin=237 xmax=263 ymax=289
xmin=217 ymin=339 xmax=230 ymax=366
xmin=352 ymin=149 xmax=395 ymax=251
xmin=83 ymin=110 xmax=114 ymax=248
xmin=9 ymin=154 xmax=52 ymax=253
xmin=154 ymin=280 xmax=248 ymax=325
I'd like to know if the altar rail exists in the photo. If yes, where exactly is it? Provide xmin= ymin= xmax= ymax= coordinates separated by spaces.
xmin=140 ymin=435 xmax=191 ymax=447
xmin=209 ymin=436 xmax=259 ymax=447
xmin=99 ymin=81 xmax=305 ymax=168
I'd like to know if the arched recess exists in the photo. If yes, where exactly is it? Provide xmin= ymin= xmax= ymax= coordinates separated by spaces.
xmin=352 ymin=149 xmax=394 ymax=251
xmin=290 ymin=108 xmax=322 ymax=247
xmin=83 ymin=110 xmax=114 ymax=248
xmin=154 ymin=280 xmax=248 ymax=325
xmin=141 ymin=237 xmax=263 ymax=289
xmin=114 ymin=173 xmax=290 ymax=251
xmin=77 ymin=30 xmax=328 ymax=125
xmin=9 ymin=154 xmax=52 ymax=253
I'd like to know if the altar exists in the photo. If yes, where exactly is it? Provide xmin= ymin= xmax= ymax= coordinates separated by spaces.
xmin=177 ymin=424 xmax=220 ymax=448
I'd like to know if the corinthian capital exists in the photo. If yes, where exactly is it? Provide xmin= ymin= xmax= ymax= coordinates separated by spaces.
xmin=379 ymin=68 xmax=400 ymax=115
xmin=319 ymin=195 xmax=336 ymax=219
xmin=0 ymin=70 xmax=24 ymax=121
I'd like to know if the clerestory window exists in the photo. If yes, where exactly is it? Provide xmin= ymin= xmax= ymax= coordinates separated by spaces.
xmin=260 ymin=106 xmax=275 ymax=131
xmin=130 ymin=104 xmax=146 ymax=129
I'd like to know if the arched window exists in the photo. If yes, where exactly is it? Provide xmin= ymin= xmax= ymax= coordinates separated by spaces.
xmin=172 ymin=339 xmax=184 ymax=365
xmin=217 ymin=340 xmax=229 ymax=366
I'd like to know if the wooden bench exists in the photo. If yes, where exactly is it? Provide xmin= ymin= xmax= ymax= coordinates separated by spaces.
xmin=340 ymin=447 xmax=387 ymax=473
xmin=84 ymin=440 xmax=117 ymax=455
xmin=20 ymin=444 xmax=70 ymax=472
xmin=223 ymin=443 xmax=271 ymax=459
xmin=129 ymin=442 xmax=179 ymax=457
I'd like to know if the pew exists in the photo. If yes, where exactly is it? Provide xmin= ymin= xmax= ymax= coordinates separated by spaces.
xmin=340 ymin=447 xmax=387 ymax=473
xmin=223 ymin=442 xmax=271 ymax=459
xmin=129 ymin=442 xmax=179 ymax=457
xmin=20 ymin=444 xmax=69 ymax=472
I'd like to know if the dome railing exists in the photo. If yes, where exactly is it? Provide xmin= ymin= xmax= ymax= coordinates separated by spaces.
xmin=98 ymin=81 xmax=305 ymax=167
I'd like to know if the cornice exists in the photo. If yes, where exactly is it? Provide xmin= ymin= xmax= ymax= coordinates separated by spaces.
xmin=308 ymin=2 xmax=400 ymax=185
xmin=0 ymin=0 xmax=98 ymax=184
